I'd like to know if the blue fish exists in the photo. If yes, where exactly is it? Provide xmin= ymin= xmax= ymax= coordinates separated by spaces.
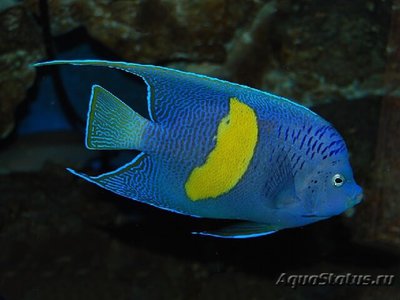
xmin=34 ymin=60 xmax=363 ymax=238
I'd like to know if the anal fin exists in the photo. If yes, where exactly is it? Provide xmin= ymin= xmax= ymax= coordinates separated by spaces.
xmin=68 ymin=153 xmax=160 ymax=207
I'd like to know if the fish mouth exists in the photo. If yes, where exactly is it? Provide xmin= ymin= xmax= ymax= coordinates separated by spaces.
xmin=346 ymin=192 xmax=364 ymax=209
xmin=354 ymin=192 xmax=364 ymax=204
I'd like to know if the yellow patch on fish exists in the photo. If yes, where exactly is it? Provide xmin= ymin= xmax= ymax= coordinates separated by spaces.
xmin=185 ymin=97 xmax=258 ymax=201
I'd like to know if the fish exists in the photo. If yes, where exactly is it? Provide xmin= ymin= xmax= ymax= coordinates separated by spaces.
xmin=34 ymin=60 xmax=363 ymax=238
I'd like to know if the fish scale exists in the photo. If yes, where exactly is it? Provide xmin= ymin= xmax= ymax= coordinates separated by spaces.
xmin=34 ymin=60 xmax=363 ymax=238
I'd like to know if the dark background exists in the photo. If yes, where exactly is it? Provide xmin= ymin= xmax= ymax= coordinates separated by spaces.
xmin=0 ymin=1 xmax=399 ymax=299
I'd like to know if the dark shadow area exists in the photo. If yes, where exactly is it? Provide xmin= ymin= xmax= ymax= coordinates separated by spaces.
xmin=0 ymin=17 xmax=398 ymax=300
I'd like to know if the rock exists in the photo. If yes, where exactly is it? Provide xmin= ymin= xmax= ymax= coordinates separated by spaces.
xmin=0 ymin=0 xmax=394 ymax=138
xmin=165 ymin=0 xmax=393 ymax=105
xmin=24 ymin=0 xmax=264 ymax=62
xmin=342 ymin=0 xmax=400 ymax=251
xmin=0 ymin=4 xmax=45 ymax=138
xmin=231 ymin=0 xmax=391 ymax=105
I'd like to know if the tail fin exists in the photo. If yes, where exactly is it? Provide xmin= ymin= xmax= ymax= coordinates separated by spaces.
xmin=86 ymin=85 xmax=149 ymax=150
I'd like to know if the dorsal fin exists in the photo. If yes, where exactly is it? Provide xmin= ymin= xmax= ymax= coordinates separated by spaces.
xmin=33 ymin=60 xmax=241 ymax=124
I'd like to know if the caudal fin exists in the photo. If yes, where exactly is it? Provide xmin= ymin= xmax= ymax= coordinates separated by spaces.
xmin=86 ymin=85 xmax=149 ymax=150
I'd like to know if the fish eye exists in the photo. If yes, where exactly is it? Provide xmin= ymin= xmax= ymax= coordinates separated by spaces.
xmin=332 ymin=174 xmax=345 ymax=187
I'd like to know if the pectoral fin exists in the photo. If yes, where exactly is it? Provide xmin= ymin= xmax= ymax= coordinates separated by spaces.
xmin=274 ymin=184 xmax=300 ymax=208
xmin=193 ymin=222 xmax=280 ymax=239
